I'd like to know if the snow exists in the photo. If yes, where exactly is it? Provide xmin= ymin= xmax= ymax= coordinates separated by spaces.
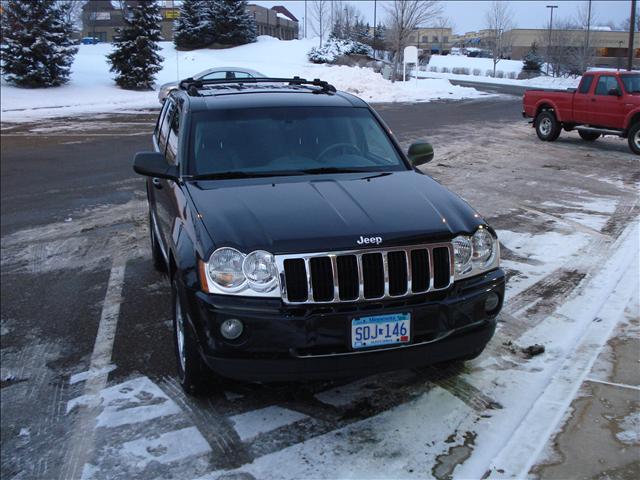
xmin=498 ymin=229 xmax=592 ymax=299
xmin=229 ymin=406 xmax=308 ymax=442
xmin=427 ymin=54 xmax=524 ymax=75
xmin=420 ymin=54 xmax=582 ymax=89
xmin=615 ymin=411 xmax=640 ymax=445
xmin=1 ymin=36 xmax=485 ymax=123
xmin=119 ymin=427 xmax=211 ymax=468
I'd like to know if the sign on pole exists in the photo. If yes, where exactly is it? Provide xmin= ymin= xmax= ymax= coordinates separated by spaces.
xmin=403 ymin=46 xmax=418 ymax=82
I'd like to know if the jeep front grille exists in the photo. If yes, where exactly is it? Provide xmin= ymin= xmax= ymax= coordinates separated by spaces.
xmin=276 ymin=243 xmax=454 ymax=304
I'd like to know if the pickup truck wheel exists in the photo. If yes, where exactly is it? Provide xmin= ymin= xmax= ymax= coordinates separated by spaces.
xmin=172 ymin=279 xmax=215 ymax=395
xmin=149 ymin=211 xmax=167 ymax=272
xmin=535 ymin=111 xmax=561 ymax=141
xmin=578 ymin=131 xmax=601 ymax=141
xmin=628 ymin=123 xmax=640 ymax=155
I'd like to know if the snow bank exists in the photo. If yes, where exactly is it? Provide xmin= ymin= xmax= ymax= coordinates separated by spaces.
xmin=418 ymin=69 xmax=581 ymax=90
xmin=427 ymin=54 xmax=523 ymax=75
xmin=1 ymin=36 xmax=484 ymax=123
xmin=300 ymin=64 xmax=486 ymax=103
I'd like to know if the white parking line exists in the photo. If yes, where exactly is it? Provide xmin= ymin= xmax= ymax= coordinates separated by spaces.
xmin=60 ymin=256 xmax=126 ymax=480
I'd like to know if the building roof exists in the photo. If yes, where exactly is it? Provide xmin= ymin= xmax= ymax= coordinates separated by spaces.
xmin=271 ymin=6 xmax=298 ymax=23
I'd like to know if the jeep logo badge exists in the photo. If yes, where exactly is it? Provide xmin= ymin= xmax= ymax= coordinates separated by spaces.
xmin=357 ymin=235 xmax=382 ymax=245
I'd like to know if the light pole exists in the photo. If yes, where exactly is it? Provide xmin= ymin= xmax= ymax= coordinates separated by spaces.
xmin=546 ymin=5 xmax=558 ymax=76
xmin=628 ymin=0 xmax=636 ymax=71
xmin=373 ymin=0 xmax=377 ymax=59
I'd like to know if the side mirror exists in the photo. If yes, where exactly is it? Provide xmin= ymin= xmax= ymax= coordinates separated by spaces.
xmin=407 ymin=142 xmax=434 ymax=167
xmin=608 ymin=88 xmax=621 ymax=97
xmin=133 ymin=152 xmax=179 ymax=180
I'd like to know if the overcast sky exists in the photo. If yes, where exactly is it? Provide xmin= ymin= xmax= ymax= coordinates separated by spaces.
xmin=252 ymin=0 xmax=633 ymax=34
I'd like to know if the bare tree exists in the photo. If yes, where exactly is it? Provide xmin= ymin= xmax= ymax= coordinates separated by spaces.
xmin=433 ymin=15 xmax=454 ymax=53
xmin=574 ymin=1 xmax=596 ymax=71
xmin=310 ymin=0 xmax=331 ymax=46
xmin=385 ymin=0 xmax=442 ymax=81
xmin=331 ymin=0 xmax=364 ymax=40
xmin=484 ymin=1 xmax=514 ymax=76
xmin=56 ymin=0 xmax=85 ymax=30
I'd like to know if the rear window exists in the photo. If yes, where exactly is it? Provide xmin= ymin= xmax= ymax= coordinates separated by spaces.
xmin=578 ymin=75 xmax=594 ymax=94
xmin=187 ymin=107 xmax=407 ymax=177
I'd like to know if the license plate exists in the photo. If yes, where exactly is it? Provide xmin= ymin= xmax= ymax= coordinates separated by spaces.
xmin=351 ymin=313 xmax=411 ymax=349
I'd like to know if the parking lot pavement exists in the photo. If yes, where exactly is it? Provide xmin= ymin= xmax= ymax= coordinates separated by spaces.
xmin=1 ymin=97 xmax=638 ymax=480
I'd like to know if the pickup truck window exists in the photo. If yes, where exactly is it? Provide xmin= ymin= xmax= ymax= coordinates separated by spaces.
xmin=620 ymin=74 xmax=640 ymax=93
xmin=577 ymin=75 xmax=594 ymax=94
xmin=595 ymin=75 xmax=620 ymax=95
xmin=188 ymin=107 xmax=407 ymax=177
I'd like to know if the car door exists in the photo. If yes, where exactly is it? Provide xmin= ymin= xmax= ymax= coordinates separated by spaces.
xmin=153 ymin=99 xmax=184 ymax=252
xmin=590 ymin=75 xmax=626 ymax=128
xmin=572 ymin=74 xmax=595 ymax=124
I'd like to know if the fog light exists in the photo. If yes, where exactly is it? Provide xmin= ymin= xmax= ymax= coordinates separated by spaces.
xmin=220 ymin=318 xmax=243 ymax=340
xmin=484 ymin=292 xmax=500 ymax=314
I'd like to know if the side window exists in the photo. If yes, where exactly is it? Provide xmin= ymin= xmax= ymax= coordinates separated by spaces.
xmin=233 ymin=71 xmax=252 ymax=79
xmin=200 ymin=71 xmax=226 ymax=80
xmin=158 ymin=100 xmax=175 ymax=152
xmin=166 ymin=102 xmax=181 ymax=165
xmin=577 ymin=75 xmax=594 ymax=94
xmin=155 ymin=99 xmax=171 ymax=145
xmin=595 ymin=76 xmax=619 ymax=95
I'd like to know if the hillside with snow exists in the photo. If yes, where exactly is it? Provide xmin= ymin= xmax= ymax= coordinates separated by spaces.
xmin=1 ymin=36 xmax=488 ymax=123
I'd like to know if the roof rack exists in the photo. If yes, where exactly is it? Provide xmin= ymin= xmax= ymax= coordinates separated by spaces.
xmin=178 ymin=76 xmax=337 ymax=96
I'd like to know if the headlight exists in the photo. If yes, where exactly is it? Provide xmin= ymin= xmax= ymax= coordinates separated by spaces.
xmin=452 ymin=236 xmax=472 ymax=274
xmin=199 ymin=248 xmax=281 ymax=297
xmin=453 ymin=227 xmax=499 ymax=280
xmin=242 ymin=250 xmax=277 ymax=292
xmin=472 ymin=228 xmax=494 ymax=264
xmin=208 ymin=248 xmax=246 ymax=290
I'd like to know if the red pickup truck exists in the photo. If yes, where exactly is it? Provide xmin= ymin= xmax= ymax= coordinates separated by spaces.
xmin=522 ymin=70 xmax=640 ymax=154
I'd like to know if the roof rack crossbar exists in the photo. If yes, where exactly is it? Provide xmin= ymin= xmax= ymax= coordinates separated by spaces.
xmin=179 ymin=76 xmax=337 ymax=95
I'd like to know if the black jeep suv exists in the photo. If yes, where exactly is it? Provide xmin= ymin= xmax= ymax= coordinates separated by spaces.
xmin=134 ymin=77 xmax=505 ymax=394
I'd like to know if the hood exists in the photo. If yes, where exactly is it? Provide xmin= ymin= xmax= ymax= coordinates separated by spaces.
xmin=186 ymin=171 xmax=484 ymax=254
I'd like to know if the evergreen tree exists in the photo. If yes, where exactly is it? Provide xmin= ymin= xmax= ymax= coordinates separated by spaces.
xmin=206 ymin=0 xmax=257 ymax=46
xmin=174 ymin=0 xmax=210 ymax=50
xmin=522 ymin=42 xmax=543 ymax=72
xmin=107 ymin=1 xmax=163 ymax=90
xmin=1 ymin=0 xmax=78 ymax=88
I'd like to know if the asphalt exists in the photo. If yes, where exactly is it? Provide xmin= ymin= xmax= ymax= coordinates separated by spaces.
xmin=1 ymin=95 xmax=638 ymax=480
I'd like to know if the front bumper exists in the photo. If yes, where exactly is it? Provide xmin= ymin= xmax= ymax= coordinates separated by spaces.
xmin=182 ymin=269 xmax=505 ymax=381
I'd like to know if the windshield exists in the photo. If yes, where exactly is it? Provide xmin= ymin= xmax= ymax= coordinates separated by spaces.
xmin=187 ymin=107 xmax=407 ymax=177
xmin=621 ymin=74 xmax=640 ymax=93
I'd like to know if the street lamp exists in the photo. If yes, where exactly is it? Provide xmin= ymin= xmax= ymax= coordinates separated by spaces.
xmin=546 ymin=5 xmax=558 ymax=76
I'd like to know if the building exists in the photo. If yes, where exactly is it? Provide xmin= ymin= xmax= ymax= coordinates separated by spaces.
xmin=247 ymin=4 xmax=299 ymax=40
xmin=81 ymin=0 xmax=298 ymax=43
xmin=406 ymin=27 xmax=454 ymax=54
xmin=452 ymin=27 xmax=638 ymax=67
xmin=81 ymin=0 xmax=178 ymax=42
xmin=505 ymin=28 xmax=639 ymax=68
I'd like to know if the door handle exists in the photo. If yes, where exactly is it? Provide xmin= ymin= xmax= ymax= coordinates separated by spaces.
xmin=152 ymin=178 xmax=162 ymax=189
xmin=591 ymin=98 xmax=596 ymax=102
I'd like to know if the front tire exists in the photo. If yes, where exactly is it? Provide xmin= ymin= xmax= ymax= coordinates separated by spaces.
xmin=535 ymin=111 xmax=561 ymax=141
xmin=628 ymin=123 xmax=640 ymax=155
xmin=578 ymin=130 xmax=600 ymax=141
xmin=172 ymin=279 xmax=214 ymax=395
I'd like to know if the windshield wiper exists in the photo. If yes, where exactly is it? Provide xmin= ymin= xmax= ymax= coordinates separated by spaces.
xmin=191 ymin=171 xmax=303 ymax=180
xmin=300 ymin=167 xmax=371 ymax=174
